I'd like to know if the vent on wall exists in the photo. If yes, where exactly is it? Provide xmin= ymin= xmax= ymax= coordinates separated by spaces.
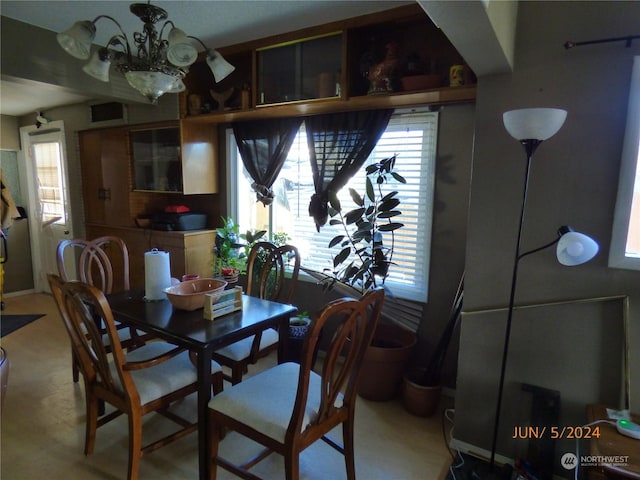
xmin=89 ymin=102 xmax=127 ymax=124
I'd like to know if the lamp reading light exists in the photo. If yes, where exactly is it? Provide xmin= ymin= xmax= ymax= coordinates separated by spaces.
xmin=556 ymin=227 xmax=599 ymax=265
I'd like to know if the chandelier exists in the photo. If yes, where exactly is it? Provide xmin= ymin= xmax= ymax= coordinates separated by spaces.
xmin=57 ymin=2 xmax=235 ymax=103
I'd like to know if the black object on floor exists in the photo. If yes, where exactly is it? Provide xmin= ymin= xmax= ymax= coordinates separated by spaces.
xmin=522 ymin=383 xmax=561 ymax=480
xmin=1 ymin=314 xmax=45 ymax=337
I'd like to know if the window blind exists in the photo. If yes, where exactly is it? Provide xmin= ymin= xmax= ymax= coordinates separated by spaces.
xmin=234 ymin=110 xmax=438 ymax=304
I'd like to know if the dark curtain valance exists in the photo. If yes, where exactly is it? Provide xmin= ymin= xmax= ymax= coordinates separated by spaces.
xmin=305 ymin=109 xmax=393 ymax=230
xmin=232 ymin=117 xmax=303 ymax=205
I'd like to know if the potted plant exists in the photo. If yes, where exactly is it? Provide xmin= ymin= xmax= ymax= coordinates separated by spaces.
xmin=289 ymin=310 xmax=310 ymax=338
xmin=402 ymin=273 xmax=464 ymax=416
xmin=214 ymin=216 xmax=250 ymax=282
xmin=321 ymin=155 xmax=418 ymax=401
xmin=214 ymin=216 xmax=292 ymax=285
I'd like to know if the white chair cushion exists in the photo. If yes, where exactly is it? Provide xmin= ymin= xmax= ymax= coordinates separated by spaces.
xmin=214 ymin=328 xmax=279 ymax=361
xmin=102 ymin=325 xmax=136 ymax=346
xmin=109 ymin=342 xmax=222 ymax=405
xmin=208 ymin=362 xmax=342 ymax=443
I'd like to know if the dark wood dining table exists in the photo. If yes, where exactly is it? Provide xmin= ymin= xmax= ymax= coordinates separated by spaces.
xmin=107 ymin=289 xmax=297 ymax=480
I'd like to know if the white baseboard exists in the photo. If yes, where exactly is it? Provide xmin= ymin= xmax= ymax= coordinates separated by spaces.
xmin=449 ymin=437 xmax=513 ymax=466
xmin=3 ymin=289 xmax=36 ymax=298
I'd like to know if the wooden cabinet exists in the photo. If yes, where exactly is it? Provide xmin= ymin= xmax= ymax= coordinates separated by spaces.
xmin=256 ymin=32 xmax=343 ymax=105
xmin=130 ymin=126 xmax=181 ymax=192
xmin=79 ymin=121 xmax=220 ymax=289
xmin=179 ymin=120 xmax=218 ymax=194
xmin=79 ymin=120 xmax=219 ymax=223
xmin=86 ymin=225 xmax=217 ymax=289
xmin=129 ymin=121 xmax=218 ymax=195
xmin=79 ymin=127 xmax=131 ymax=226
xmin=182 ymin=4 xmax=475 ymax=118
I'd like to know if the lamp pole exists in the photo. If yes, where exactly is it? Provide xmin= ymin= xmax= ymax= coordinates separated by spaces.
xmin=489 ymin=139 xmax=540 ymax=469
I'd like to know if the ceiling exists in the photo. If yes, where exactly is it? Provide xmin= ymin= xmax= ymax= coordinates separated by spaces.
xmin=0 ymin=0 xmax=415 ymax=117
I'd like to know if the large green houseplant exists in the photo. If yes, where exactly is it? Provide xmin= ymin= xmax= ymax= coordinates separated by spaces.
xmin=320 ymin=155 xmax=418 ymax=401
xmin=321 ymin=154 xmax=404 ymax=293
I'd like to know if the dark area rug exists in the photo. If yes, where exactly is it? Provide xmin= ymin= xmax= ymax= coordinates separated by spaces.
xmin=1 ymin=314 xmax=45 ymax=337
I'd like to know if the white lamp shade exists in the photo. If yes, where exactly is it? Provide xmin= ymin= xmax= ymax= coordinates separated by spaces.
xmin=556 ymin=230 xmax=599 ymax=266
xmin=57 ymin=20 xmax=96 ymax=60
xmin=167 ymin=28 xmax=198 ymax=67
xmin=503 ymin=108 xmax=568 ymax=141
xmin=206 ymin=50 xmax=235 ymax=83
xmin=82 ymin=50 xmax=111 ymax=82
xmin=124 ymin=70 xmax=179 ymax=103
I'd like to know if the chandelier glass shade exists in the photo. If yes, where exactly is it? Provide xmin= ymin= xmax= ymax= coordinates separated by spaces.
xmin=57 ymin=2 xmax=235 ymax=103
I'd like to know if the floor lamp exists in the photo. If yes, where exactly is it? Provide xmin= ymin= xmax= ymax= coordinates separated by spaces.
xmin=489 ymin=108 xmax=600 ymax=474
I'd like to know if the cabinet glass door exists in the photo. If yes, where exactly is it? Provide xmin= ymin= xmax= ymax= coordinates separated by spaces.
xmin=257 ymin=32 xmax=342 ymax=105
xmin=131 ymin=127 xmax=182 ymax=192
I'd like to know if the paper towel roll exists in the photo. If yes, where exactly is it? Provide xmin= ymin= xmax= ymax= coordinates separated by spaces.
xmin=145 ymin=249 xmax=172 ymax=301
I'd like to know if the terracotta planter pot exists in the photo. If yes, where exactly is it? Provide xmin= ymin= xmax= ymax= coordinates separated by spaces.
xmin=402 ymin=368 xmax=441 ymax=417
xmin=358 ymin=323 xmax=417 ymax=401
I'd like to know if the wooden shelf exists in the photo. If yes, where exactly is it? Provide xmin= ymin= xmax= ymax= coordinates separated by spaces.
xmin=182 ymin=86 xmax=476 ymax=125
xmin=182 ymin=4 xmax=476 ymax=124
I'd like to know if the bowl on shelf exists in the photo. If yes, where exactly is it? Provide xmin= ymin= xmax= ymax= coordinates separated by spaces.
xmin=401 ymin=74 xmax=442 ymax=91
xmin=164 ymin=278 xmax=227 ymax=311
xmin=134 ymin=216 xmax=152 ymax=229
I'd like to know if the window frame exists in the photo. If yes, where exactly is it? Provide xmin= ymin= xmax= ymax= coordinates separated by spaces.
xmin=227 ymin=108 xmax=438 ymax=302
xmin=609 ymin=55 xmax=640 ymax=271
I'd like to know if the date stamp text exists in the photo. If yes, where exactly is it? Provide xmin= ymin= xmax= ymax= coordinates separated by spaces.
xmin=512 ymin=426 xmax=601 ymax=439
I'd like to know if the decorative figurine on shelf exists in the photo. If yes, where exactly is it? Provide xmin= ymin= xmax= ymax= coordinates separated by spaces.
xmin=241 ymin=83 xmax=250 ymax=109
xmin=188 ymin=94 xmax=202 ymax=116
xmin=210 ymin=87 xmax=234 ymax=111
xmin=367 ymin=41 xmax=401 ymax=94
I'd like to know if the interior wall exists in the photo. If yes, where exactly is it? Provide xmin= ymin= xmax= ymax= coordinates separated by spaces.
xmin=0 ymin=149 xmax=32 ymax=293
xmin=0 ymin=115 xmax=19 ymax=150
xmin=417 ymin=103 xmax=474 ymax=386
xmin=456 ymin=0 xmax=640 ymax=470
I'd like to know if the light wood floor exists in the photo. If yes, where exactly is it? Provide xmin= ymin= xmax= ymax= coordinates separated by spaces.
xmin=0 ymin=292 xmax=453 ymax=480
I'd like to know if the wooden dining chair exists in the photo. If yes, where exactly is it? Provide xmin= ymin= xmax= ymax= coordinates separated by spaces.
xmin=47 ymin=274 xmax=224 ymax=480
xmin=56 ymin=236 xmax=149 ymax=382
xmin=207 ymin=287 xmax=385 ymax=480
xmin=57 ymin=235 xmax=131 ymax=293
xmin=211 ymin=242 xmax=301 ymax=384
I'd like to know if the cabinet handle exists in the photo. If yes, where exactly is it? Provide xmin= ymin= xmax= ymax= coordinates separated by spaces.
xmin=98 ymin=188 xmax=111 ymax=200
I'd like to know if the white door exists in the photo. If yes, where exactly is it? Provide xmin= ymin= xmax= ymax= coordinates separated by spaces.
xmin=20 ymin=121 xmax=74 ymax=292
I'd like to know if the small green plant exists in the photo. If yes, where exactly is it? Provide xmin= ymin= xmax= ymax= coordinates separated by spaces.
xmin=290 ymin=310 xmax=310 ymax=327
xmin=213 ymin=216 xmax=292 ymax=277
xmin=324 ymin=155 xmax=405 ymax=294
xmin=214 ymin=216 xmax=249 ymax=276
